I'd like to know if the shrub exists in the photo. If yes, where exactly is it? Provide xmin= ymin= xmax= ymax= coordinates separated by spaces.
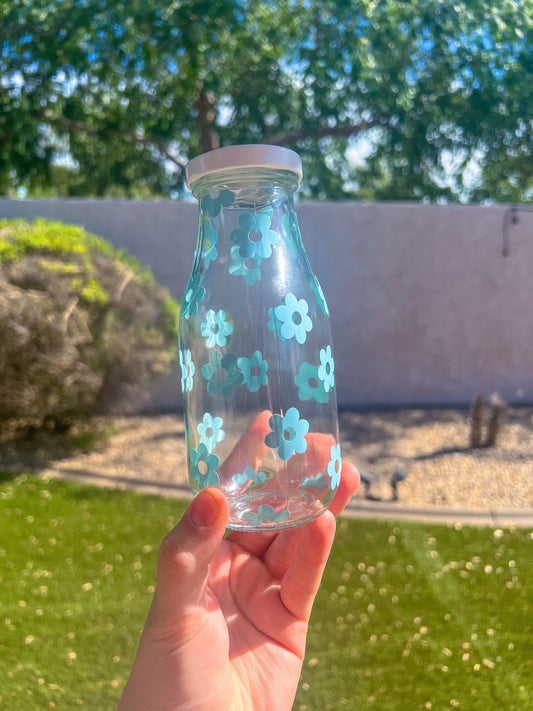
xmin=0 ymin=218 xmax=180 ymax=434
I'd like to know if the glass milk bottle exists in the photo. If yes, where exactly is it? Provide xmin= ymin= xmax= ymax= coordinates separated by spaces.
xmin=179 ymin=145 xmax=341 ymax=530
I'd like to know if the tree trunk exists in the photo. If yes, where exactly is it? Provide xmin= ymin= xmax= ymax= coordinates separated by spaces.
xmin=195 ymin=89 xmax=219 ymax=154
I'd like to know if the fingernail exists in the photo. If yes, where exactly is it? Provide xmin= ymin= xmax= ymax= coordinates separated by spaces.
xmin=190 ymin=490 xmax=220 ymax=528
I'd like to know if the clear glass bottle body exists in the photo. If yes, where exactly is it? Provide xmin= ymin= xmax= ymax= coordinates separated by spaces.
xmin=178 ymin=167 xmax=341 ymax=530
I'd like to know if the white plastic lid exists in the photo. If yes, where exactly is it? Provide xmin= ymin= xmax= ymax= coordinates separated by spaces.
xmin=186 ymin=144 xmax=303 ymax=188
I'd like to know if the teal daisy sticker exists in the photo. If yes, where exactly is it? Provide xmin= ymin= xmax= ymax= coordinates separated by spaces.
xmin=201 ymin=309 xmax=233 ymax=348
xmin=230 ymin=208 xmax=279 ymax=260
xmin=312 ymin=276 xmax=330 ymax=317
xmin=273 ymin=293 xmax=313 ymax=344
xmin=182 ymin=273 xmax=206 ymax=319
xmin=318 ymin=345 xmax=335 ymax=393
xmin=281 ymin=213 xmax=299 ymax=260
xmin=243 ymin=504 xmax=290 ymax=526
xmin=300 ymin=473 xmax=328 ymax=491
xmin=201 ymin=216 xmax=218 ymax=268
xmin=197 ymin=412 xmax=225 ymax=453
xmin=238 ymin=350 xmax=268 ymax=392
xmin=232 ymin=465 xmax=268 ymax=487
xmin=179 ymin=349 xmax=195 ymax=392
xmin=228 ymin=246 xmax=262 ymax=285
xmin=200 ymin=189 xmax=235 ymax=217
xmin=190 ymin=443 xmax=220 ymax=490
xmin=264 ymin=407 xmax=309 ymax=461
xmin=201 ymin=350 xmax=243 ymax=399
xmin=267 ymin=306 xmax=283 ymax=337
xmin=294 ymin=362 xmax=329 ymax=403
xmin=328 ymin=443 xmax=342 ymax=490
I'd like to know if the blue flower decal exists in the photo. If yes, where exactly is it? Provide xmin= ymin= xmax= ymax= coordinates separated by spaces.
xmin=200 ymin=189 xmax=234 ymax=217
xmin=190 ymin=443 xmax=220 ymax=490
xmin=201 ymin=309 xmax=233 ymax=348
xmin=294 ymin=362 xmax=329 ymax=403
xmin=228 ymin=246 xmax=262 ymax=285
xmin=201 ymin=217 xmax=218 ymax=268
xmin=238 ymin=350 xmax=268 ymax=392
xmin=312 ymin=277 xmax=330 ymax=317
xmin=300 ymin=473 xmax=328 ymax=491
xmin=232 ymin=465 xmax=268 ymax=487
xmin=244 ymin=504 xmax=290 ymax=526
xmin=264 ymin=407 xmax=309 ymax=461
xmin=273 ymin=293 xmax=313 ymax=344
xmin=182 ymin=273 xmax=206 ymax=319
xmin=197 ymin=412 xmax=225 ymax=453
xmin=267 ymin=307 xmax=283 ymax=337
xmin=230 ymin=209 xmax=279 ymax=260
xmin=201 ymin=350 xmax=243 ymax=399
xmin=328 ymin=444 xmax=342 ymax=490
xmin=281 ymin=213 xmax=299 ymax=260
xmin=179 ymin=349 xmax=195 ymax=392
xmin=318 ymin=345 xmax=335 ymax=392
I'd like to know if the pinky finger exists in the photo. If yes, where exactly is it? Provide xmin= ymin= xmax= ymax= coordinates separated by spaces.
xmin=328 ymin=461 xmax=360 ymax=518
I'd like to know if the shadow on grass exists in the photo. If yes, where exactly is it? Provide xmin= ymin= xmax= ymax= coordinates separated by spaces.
xmin=0 ymin=421 xmax=117 ymax=477
xmin=0 ymin=470 xmax=19 ymax=484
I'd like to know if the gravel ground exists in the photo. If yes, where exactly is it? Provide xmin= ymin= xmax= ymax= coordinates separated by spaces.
xmin=5 ymin=407 xmax=531 ymax=512
xmin=339 ymin=408 xmax=532 ymax=510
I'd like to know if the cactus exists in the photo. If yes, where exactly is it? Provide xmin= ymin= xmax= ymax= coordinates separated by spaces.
xmin=469 ymin=394 xmax=485 ymax=448
xmin=485 ymin=393 xmax=506 ymax=447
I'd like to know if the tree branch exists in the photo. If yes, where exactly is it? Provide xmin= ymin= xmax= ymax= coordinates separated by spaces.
xmin=40 ymin=114 xmax=187 ymax=174
xmin=268 ymin=119 xmax=387 ymax=147
xmin=195 ymin=89 xmax=220 ymax=153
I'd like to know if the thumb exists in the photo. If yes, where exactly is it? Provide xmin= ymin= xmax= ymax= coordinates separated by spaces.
xmin=154 ymin=487 xmax=229 ymax=615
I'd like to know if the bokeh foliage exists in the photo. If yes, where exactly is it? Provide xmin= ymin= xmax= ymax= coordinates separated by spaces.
xmin=1 ymin=0 xmax=532 ymax=201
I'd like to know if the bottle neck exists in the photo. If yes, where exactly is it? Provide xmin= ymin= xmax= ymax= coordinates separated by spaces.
xmin=188 ymin=167 xmax=303 ymax=277
xmin=190 ymin=168 xmax=299 ymax=211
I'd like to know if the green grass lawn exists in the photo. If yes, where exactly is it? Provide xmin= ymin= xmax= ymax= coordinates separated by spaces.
xmin=1 ymin=474 xmax=531 ymax=711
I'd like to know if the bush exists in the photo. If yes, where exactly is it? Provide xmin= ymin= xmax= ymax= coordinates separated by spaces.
xmin=0 ymin=218 xmax=180 ymax=434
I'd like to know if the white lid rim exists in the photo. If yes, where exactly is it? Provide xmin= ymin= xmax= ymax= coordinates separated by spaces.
xmin=186 ymin=144 xmax=303 ymax=188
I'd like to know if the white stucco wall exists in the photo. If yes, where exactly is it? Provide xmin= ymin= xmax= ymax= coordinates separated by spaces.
xmin=1 ymin=198 xmax=532 ymax=409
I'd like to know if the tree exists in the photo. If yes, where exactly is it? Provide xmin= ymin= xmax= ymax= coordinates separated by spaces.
xmin=1 ymin=0 xmax=532 ymax=201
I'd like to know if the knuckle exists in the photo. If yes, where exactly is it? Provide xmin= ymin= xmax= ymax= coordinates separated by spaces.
xmin=159 ymin=534 xmax=196 ymax=575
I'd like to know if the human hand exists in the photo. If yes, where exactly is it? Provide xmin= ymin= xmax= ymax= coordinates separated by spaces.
xmin=119 ymin=446 xmax=359 ymax=711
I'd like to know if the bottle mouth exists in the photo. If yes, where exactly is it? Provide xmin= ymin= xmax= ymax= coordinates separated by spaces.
xmin=186 ymin=144 xmax=303 ymax=189
xmin=189 ymin=168 xmax=300 ymax=204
